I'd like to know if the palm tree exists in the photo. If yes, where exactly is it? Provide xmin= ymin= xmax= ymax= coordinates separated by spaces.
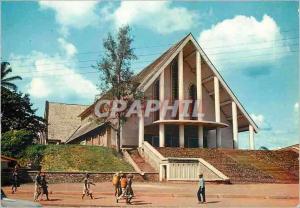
xmin=1 ymin=62 xmax=22 ymax=91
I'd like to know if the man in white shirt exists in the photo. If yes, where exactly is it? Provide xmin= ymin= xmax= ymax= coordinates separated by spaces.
xmin=197 ymin=173 xmax=206 ymax=203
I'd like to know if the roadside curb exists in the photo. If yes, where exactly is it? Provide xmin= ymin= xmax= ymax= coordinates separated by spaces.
xmin=9 ymin=191 xmax=298 ymax=200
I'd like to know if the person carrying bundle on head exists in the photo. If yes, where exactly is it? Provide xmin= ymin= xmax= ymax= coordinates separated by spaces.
xmin=116 ymin=173 xmax=127 ymax=203
xmin=112 ymin=172 xmax=121 ymax=197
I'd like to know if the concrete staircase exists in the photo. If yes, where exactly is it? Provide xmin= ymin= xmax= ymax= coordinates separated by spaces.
xmin=157 ymin=148 xmax=299 ymax=184
xmin=127 ymin=149 xmax=156 ymax=172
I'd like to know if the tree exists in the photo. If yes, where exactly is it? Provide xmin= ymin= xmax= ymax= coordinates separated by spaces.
xmin=1 ymin=62 xmax=22 ymax=91
xmin=1 ymin=88 xmax=45 ymax=137
xmin=96 ymin=26 xmax=142 ymax=152
xmin=1 ymin=130 xmax=33 ymax=158
xmin=259 ymin=146 xmax=269 ymax=150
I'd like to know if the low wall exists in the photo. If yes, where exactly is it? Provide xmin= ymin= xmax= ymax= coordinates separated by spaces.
xmin=167 ymin=158 xmax=229 ymax=182
xmin=140 ymin=141 xmax=167 ymax=171
xmin=1 ymin=170 xmax=159 ymax=184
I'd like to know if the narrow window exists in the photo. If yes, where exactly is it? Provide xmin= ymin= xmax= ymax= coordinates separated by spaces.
xmin=171 ymin=59 xmax=178 ymax=102
xmin=189 ymin=84 xmax=197 ymax=120
xmin=154 ymin=80 xmax=160 ymax=121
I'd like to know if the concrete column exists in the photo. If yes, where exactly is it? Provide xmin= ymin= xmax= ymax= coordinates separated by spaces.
xmin=159 ymin=124 xmax=165 ymax=147
xmin=178 ymin=50 xmax=184 ymax=119
xmin=232 ymin=102 xmax=238 ymax=149
xmin=214 ymin=76 xmax=221 ymax=148
xmin=178 ymin=50 xmax=184 ymax=147
xmin=196 ymin=51 xmax=202 ymax=117
xmin=249 ymin=125 xmax=255 ymax=150
xmin=159 ymin=70 xmax=165 ymax=147
xmin=196 ymin=51 xmax=204 ymax=147
xmin=198 ymin=126 xmax=204 ymax=148
xmin=138 ymin=112 xmax=144 ymax=147
xmin=214 ymin=76 xmax=220 ymax=122
xmin=216 ymin=128 xmax=222 ymax=148
xmin=179 ymin=125 xmax=184 ymax=147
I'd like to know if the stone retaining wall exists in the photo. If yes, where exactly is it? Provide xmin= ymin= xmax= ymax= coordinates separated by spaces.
xmin=1 ymin=169 xmax=158 ymax=185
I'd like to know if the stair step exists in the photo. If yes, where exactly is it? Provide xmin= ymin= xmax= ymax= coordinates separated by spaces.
xmin=128 ymin=150 xmax=156 ymax=172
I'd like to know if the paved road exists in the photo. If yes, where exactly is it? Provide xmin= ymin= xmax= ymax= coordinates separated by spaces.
xmin=2 ymin=182 xmax=299 ymax=207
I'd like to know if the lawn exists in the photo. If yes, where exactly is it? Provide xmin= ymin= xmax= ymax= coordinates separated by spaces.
xmin=20 ymin=145 xmax=134 ymax=172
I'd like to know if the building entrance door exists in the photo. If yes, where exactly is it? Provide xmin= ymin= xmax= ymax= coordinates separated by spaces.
xmin=144 ymin=135 xmax=159 ymax=147
xmin=184 ymin=126 xmax=198 ymax=148
xmin=165 ymin=125 xmax=179 ymax=147
xmin=203 ymin=128 xmax=208 ymax=148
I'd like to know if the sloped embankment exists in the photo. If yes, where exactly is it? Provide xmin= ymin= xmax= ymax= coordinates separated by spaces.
xmin=157 ymin=147 xmax=298 ymax=184
xmin=24 ymin=145 xmax=134 ymax=172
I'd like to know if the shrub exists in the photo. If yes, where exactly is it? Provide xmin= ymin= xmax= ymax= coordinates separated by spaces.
xmin=19 ymin=145 xmax=47 ymax=168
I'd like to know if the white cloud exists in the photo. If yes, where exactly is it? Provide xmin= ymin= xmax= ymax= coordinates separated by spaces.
xmin=58 ymin=38 xmax=77 ymax=58
xmin=113 ymin=1 xmax=198 ymax=34
xmin=251 ymin=113 xmax=272 ymax=131
xmin=294 ymin=102 xmax=299 ymax=113
xmin=28 ymin=78 xmax=51 ymax=98
xmin=9 ymin=51 xmax=98 ymax=100
xmin=198 ymin=15 xmax=290 ymax=71
xmin=39 ymin=1 xmax=99 ymax=36
xmin=251 ymin=114 xmax=265 ymax=127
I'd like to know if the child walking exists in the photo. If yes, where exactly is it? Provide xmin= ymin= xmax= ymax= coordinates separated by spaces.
xmin=33 ymin=171 xmax=42 ymax=201
xmin=11 ymin=168 xmax=19 ymax=194
xmin=82 ymin=173 xmax=95 ymax=199
xmin=126 ymin=174 xmax=134 ymax=203
xmin=40 ymin=173 xmax=49 ymax=201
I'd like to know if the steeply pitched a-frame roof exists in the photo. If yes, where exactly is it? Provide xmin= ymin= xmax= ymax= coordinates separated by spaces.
xmin=79 ymin=33 xmax=258 ymax=132
xmin=45 ymin=101 xmax=89 ymax=143
xmin=135 ymin=33 xmax=258 ymax=132
xmin=78 ymin=34 xmax=190 ymax=118
xmin=134 ymin=33 xmax=190 ymax=85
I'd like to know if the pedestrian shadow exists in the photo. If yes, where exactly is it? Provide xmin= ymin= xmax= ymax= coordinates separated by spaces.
xmin=94 ymin=197 xmax=104 ymax=200
xmin=43 ymin=198 xmax=62 ymax=201
xmin=129 ymin=200 xmax=152 ymax=205
xmin=205 ymin=201 xmax=221 ymax=204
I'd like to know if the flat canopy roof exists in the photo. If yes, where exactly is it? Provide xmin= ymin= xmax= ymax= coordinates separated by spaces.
xmin=150 ymin=119 xmax=229 ymax=129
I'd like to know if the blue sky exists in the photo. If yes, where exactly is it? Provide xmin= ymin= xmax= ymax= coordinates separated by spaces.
xmin=2 ymin=1 xmax=299 ymax=149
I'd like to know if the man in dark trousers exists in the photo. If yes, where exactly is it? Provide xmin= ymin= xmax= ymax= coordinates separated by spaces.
xmin=197 ymin=173 xmax=206 ymax=203
xmin=11 ymin=167 xmax=19 ymax=194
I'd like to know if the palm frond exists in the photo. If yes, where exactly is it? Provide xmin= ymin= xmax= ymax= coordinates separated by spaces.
xmin=2 ymin=75 xmax=22 ymax=82
xmin=1 ymin=82 xmax=18 ymax=91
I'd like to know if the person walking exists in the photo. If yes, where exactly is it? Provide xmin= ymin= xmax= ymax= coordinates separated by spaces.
xmin=112 ymin=172 xmax=121 ymax=198
xmin=11 ymin=168 xmax=19 ymax=194
xmin=40 ymin=173 xmax=49 ymax=201
xmin=33 ymin=171 xmax=42 ymax=201
xmin=82 ymin=173 xmax=95 ymax=199
xmin=125 ymin=174 xmax=134 ymax=204
xmin=117 ymin=173 xmax=127 ymax=203
xmin=197 ymin=173 xmax=206 ymax=204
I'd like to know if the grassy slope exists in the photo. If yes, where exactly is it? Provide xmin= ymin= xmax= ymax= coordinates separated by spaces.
xmin=39 ymin=145 xmax=133 ymax=172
